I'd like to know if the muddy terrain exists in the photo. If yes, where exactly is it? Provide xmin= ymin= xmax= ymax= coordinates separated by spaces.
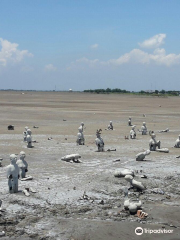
xmin=0 ymin=91 xmax=180 ymax=240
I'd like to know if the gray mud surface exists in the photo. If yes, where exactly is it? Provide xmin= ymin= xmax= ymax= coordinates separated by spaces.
xmin=0 ymin=91 xmax=180 ymax=240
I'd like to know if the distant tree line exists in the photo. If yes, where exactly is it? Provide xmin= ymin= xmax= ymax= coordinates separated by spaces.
xmin=84 ymin=88 xmax=130 ymax=94
xmin=84 ymin=88 xmax=180 ymax=96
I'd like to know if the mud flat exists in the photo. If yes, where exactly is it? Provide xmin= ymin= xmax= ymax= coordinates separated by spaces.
xmin=0 ymin=91 xmax=180 ymax=240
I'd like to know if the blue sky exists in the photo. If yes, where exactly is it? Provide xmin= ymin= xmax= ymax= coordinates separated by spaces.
xmin=0 ymin=0 xmax=180 ymax=91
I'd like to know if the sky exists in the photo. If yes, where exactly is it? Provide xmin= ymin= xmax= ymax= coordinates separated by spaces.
xmin=0 ymin=0 xmax=180 ymax=91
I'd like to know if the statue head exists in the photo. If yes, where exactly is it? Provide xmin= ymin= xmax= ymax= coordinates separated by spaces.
xmin=81 ymin=122 xmax=84 ymax=126
xmin=20 ymin=151 xmax=26 ymax=159
xmin=151 ymin=133 xmax=156 ymax=139
xmin=110 ymin=121 xmax=112 ymax=124
xmin=27 ymin=129 xmax=32 ymax=135
xmin=125 ymin=174 xmax=133 ymax=182
xmin=129 ymin=116 xmax=131 ymax=120
xmin=145 ymin=149 xmax=151 ymax=155
xmin=143 ymin=122 xmax=146 ymax=126
xmin=96 ymin=129 xmax=102 ymax=137
xmin=78 ymin=127 xmax=82 ymax=133
xmin=132 ymin=125 xmax=136 ymax=130
xmin=25 ymin=126 xmax=28 ymax=131
xmin=10 ymin=154 xmax=17 ymax=164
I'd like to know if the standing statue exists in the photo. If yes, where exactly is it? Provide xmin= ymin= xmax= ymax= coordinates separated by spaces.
xmin=26 ymin=129 xmax=33 ymax=148
xmin=6 ymin=154 xmax=19 ymax=193
xmin=95 ymin=129 xmax=104 ymax=152
xmin=149 ymin=133 xmax=161 ymax=151
xmin=174 ymin=135 xmax=180 ymax=148
xmin=141 ymin=122 xmax=148 ymax=135
xmin=76 ymin=127 xmax=85 ymax=145
xmin=128 ymin=117 xmax=132 ymax=126
xmin=130 ymin=125 xmax=136 ymax=139
xmin=16 ymin=151 xmax=28 ymax=179
xmin=107 ymin=121 xmax=113 ymax=130
xmin=23 ymin=126 xmax=29 ymax=141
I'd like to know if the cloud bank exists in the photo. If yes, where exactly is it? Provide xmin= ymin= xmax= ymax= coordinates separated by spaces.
xmin=71 ymin=34 xmax=180 ymax=68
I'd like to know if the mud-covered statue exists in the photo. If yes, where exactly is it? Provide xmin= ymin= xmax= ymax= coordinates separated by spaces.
xmin=141 ymin=122 xmax=148 ymax=135
xmin=16 ymin=151 xmax=28 ymax=179
xmin=128 ymin=117 xmax=132 ymax=126
xmin=26 ymin=129 xmax=33 ymax=148
xmin=136 ymin=150 xmax=150 ymax=161
xmin=95 ymin=129 xmax=104 ymax=152
xmin=107 ymin=121 xmax=113 ymax=130
xmin=125 ymin=175 xmax=145 ymax=191
xmin=23 ymin=126 xmax=29 ymax=141
xmin=76 ymin=127 xmax=85 ymax=145
xmin=174 ymin=135 xmax=180 ymax=148
xmin=149 ymin=133 xmax=160 ymax=151
xmin=130 ymin=125 xmax=136 ymax=139
xmin=6 ymin=154 xmax=19 ymax=193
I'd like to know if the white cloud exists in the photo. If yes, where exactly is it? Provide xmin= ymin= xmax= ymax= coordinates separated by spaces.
xmin=71 ymin=34 xmax=180 ymax=67
xmin=107 ymin=48 xmax=180 ymax=67
xmin=44 ymin=64 xmax=57 ymax=71
xmin=76 ymin=57 xmax=99 ymax=64
xmin=139 ymin=34 xmax=166 ymax=48
xmin=91 ymin=43 xmax=99 ymax=49
xmin=0 ymin=38 xmax=33 ymax=67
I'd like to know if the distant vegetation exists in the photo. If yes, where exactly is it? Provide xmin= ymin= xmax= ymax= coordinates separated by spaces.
xmin=84 ymin=88 xmax=180 ymax=96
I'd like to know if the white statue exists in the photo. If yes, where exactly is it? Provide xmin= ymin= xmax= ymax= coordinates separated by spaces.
xmin=128 ymin=117 xmax=132 ymax=126
xmin=125 ymin=175 xmax=145 ymax=191
xmin=26 ymin=129 xmax=33 ymax=148
xmin=130 ymin=125 xmax=136 ymax=139
xmin=114 ymin=169 xmax=134 ymax=177
xmin=23 ymin=126 xmax=29 ymax=141
xmin=107 ymin=121 xmax=113 ymax=130
xmin=136 ymin=150 xmax=150 ymax=161
xmin=6 ymin=154 xmax=19 ymax=193
xmin=76 ymin=127 xmax=85 ymax=145
xmin=61 ymin=154 xmax=81 ymax=163
xmin=124 ymin=188 xmax=142 ymax=214
xmin=174 ymin=135 xmax=180 ymax=148
xmin=16 ymin=151 xmax=28 ymax=179
xmin=149 ymin=133 xmax=160 ymax=151
xmin=95 ymin=129 xmax=104 ymax=152
xmin=141 ymin=122 xmax=147 ymax=135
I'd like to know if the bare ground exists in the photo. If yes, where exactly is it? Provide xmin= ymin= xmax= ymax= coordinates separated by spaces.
xmin=0 ymin=91 xmax=180 ymax=240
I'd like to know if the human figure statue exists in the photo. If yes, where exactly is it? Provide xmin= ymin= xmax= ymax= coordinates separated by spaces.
xmin=95 ymin=129 xmax=104 ymax=152
xmin=174 ymin=135 xmax=180 ymax=148
xmin=76 ymin=127 xmax=85 ymax=145
xmin=6 ymin=154 xmax=19 ymax=193
xmin=130 ymin=125 xmax=136 ymax=139
xmin=125 ymin=175 xmax=145 ymax=191
xmin=107 ymin=121 xmax=113 ymax=130
xmin=123 ymin=187 xmax=142 ymax=214
xmin=128 ymin=117 xmax=132 ymax=126
xmin=136 ymin=150 xmax=150 ymax=161
xmin=23 ymin=126 xmax=29 ymax=141
xmin=26 ymin=129 xmax=33 ymax=148
xmin=16 ymin=151 xmax=28 ymax=179
xmin=149 ymin=133 xmax=161 ymax=151
xmin=141 ymin=122 xmax=148 ymax=135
